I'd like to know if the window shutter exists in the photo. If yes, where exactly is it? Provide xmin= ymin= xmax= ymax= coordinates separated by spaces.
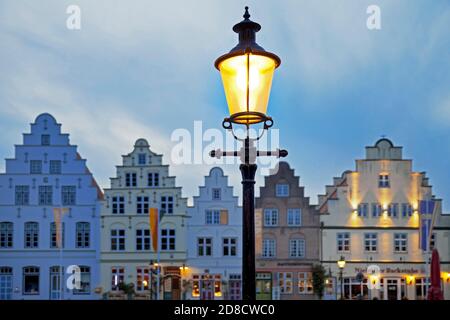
xmin=220 ymin=210 xmax=228 ymax=225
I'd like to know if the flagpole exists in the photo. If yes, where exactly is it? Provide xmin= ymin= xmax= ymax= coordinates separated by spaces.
xmin=156 ymin=209 xmax=160 ymax=300
xmin=60 ymin=203 xmax=63 ymax=300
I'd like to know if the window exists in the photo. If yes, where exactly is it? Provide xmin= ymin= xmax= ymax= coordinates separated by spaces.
xmin=0 ymin=267 xmax=13 ymax=300
xmin=125 ymin=173 xmax=137 ymax=187
xmin=76 ymin=222 xmax=90 ymax=248
xmin=50 ymin=222 xmax=64 ymax=248
xmin=23 ymin=266 xmax=39 ymax=295
xmin=364 ymin=233 xmax=377 ymax=252
xmin=112 ymin=196 xmax=125 ymax=214
xmin=30 ymin=160 xmax=42 ymax=174
xmin=401 ymin=203 xmax=413 ymax=217
xmin=212 ymin=188 xmax=221 ymax=200
xmin=287 ymin=208 xmax=301 ymax=226
xmin=136 ymin=196 xmax=149 ymax=214
xmin=73 ymin=266 xmax=90 ymax=295
xmin=136 ymin=267 xmax=149 ymax=291
xmin=264 ymin=209 xmax=278 ymax=226
xmin=15 ymin=185 xmax=30 ymax=205
xmin=161 ymin=229 xmax=175 ymax=251
xmin=24 ymin=222 xmax=39 ymax=248
xmin=278 ymin=272 xmax=293 ymax=294
xmin=41 ymin=134 xmax=50 ymax=146
xmin=429 ymin=233 xmax=436 ymax=251
xmin=205 ymin=209 xmax=220 ymax=225
xmin=262 ymin=239 xmax=276 ymax=258
xmin=136 ymin=229 xmax=151 ymax=251
xmin=289 ymin=239 xmax=305 ymax=258
xmin=371 ymin=203 xmax=382 ymax=217
xmin=388 ymin=203 xmax=398 ymax=217
xmin=111 ymin=267 xmax=125 ymax=291
xmin=61 ymin=186 xmax=76 ymax=206
xmin=298 ymin=272 xmax=313 ymax=294
xmin=394 ymin=233 xmax=408 ymax=252
xmin=229 ymin=274 xmax=241 ymax=300
xmin=337 ymin=233 xmax=350 ymax=252
xmin=415 ymin=277 xmax=430 ymax=300
xmin=378 ymin=174 xmax=390 ymax=188
xmin=0 ymin=222 xmax=13 ymax=248
xmin=49 ymin=160 xmax=61 ymax=174
xmin=161 ymin=196 xmax=173 ymax=214
xmin=223 ymin=237 xmax=237 ymax=256
xmin=111 ymin=229 xmax=126 ymax=251
xmin=38 ymin=186 xmax=52 ymax=205
xmin=138 ymin=153 xmax=146 ymax=165
xmin=197 ymin=237 xmax=212 ymax=257
xmin=147 ymin=173 xmax=159 ymax=187
xmin=357 ymin=203 xmax=368 ymax=217
xmin=275 ymin=184 xmax=289 ymax=197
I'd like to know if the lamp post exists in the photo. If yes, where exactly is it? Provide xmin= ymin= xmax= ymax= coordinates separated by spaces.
xmin=210 ymin=7 xmax=287 ymax=301
xmin=337 ymin=256 xmax=346 ymax=300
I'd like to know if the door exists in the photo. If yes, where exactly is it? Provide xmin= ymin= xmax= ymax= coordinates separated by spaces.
xmin=386 ymin=279 xmax=399 ymax=300
xmin=49 ymin=267 xmax=62 ymax=300
xmin=200 ymin=280 xmax=214 ymax=300
xmin=0 ymin=271 xmax=13 ymax=300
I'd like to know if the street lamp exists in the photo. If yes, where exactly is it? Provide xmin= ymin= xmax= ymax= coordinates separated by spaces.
xmin=337 ymin=256 xmax=346 ymax=300
xmin=210 ymin=7 xmax=287 ymax=301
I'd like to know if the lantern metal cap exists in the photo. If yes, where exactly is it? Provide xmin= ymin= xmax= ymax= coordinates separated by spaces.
xmin=214 ymin=6 xmax=281 ymax=70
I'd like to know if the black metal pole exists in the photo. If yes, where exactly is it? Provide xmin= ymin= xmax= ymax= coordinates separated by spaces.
xmin=240 ymin=137 xmax=257 ymax=300
xmin=340 ymin=269 xmax=343 ymax=300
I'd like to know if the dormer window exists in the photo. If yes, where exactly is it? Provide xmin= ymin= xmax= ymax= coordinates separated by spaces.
xmin=378 ymin=174 xmax=390 ymax=188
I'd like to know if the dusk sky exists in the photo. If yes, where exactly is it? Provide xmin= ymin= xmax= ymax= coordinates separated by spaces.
xmin=0 ymin=0 xmax=449 ymax=210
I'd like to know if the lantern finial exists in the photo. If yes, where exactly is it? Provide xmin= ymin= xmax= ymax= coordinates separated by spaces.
xmin=243 ymin=6 xmax=250 ymax=20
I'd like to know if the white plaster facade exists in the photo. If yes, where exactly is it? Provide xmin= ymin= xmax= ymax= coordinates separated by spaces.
xmin=100 ymin=138 xmax=188 ymax=300
xmin=319 ymin=138 xmax=450 ymax=300
xmin=0 ymin=113 xmax=103 ymax=300
xmin=185 ymin=167 xmax=242 ymax=300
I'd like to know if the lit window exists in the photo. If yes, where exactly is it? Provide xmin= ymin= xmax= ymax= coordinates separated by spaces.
xmin=278 ymin=272 xmax=293 ymax=294
xmin=298 ymin=272 xmax=313 ymax=294
xmin=275 ymin=184 xmax=289 ymax=197
xmin=136 ymin=267 xmax=149 ymax=291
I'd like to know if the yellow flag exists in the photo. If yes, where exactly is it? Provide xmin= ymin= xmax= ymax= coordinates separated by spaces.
xmin=53 ymin=208 xmax=69 ymax=248
xmin=149 ymin=208 xmax=158 ymax=252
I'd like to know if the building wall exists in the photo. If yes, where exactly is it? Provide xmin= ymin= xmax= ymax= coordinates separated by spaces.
xmin=100 ymin=138 xmax=188 ymax=300
xmin=185 ymin=167 xmax=242 ymax=300
xmin=319 ymin=139 xmax=450 ymax=300
xmin=256 ymin=162 xmax=321 ymax=300
xmin=0 ymin=113 xmax=103 ymax=300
